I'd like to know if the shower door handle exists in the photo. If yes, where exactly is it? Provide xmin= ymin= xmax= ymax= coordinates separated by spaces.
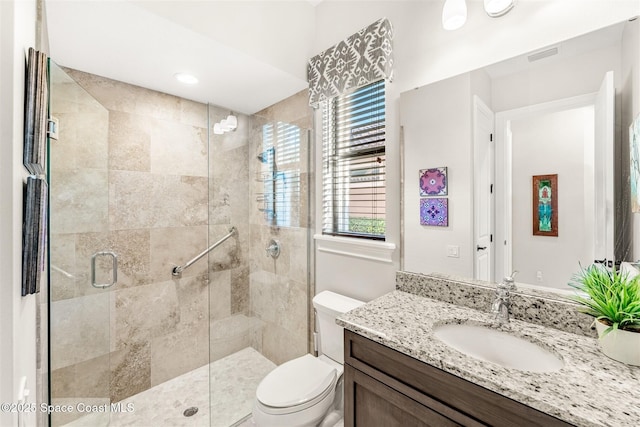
xmin=91 ymin=251 xmax=118 ymax=289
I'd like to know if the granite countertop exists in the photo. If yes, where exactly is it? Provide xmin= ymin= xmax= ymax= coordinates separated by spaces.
xmin=337 ymin=290 xmax=640 ymax=427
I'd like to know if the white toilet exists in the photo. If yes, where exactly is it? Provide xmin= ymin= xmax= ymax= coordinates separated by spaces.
xmin=252 ymin=291 xmax=364 ymax=427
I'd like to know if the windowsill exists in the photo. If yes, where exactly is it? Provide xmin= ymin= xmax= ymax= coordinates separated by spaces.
xmin=314 ymin=234 xmax=396 ymax=263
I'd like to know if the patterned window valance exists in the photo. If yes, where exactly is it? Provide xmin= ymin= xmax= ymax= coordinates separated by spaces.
xmin=307 ymin=18 xmax=394 ymax=107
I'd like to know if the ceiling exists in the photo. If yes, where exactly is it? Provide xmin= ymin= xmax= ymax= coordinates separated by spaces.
xmin=44 ymin=0 xmax=319 ymax=115
xmin=484 ymin=20 xmax=626 ymax=79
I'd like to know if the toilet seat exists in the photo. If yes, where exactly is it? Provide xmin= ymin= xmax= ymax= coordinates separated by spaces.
xmin=256 ymin=354 xmax=338 ymax=415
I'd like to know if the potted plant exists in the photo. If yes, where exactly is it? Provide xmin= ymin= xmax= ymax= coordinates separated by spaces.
xmin=569 ymin=264 xmax=640 ymax=366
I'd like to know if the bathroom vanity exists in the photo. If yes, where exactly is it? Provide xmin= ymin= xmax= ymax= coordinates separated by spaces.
xmin=338 ymin=273 xmax=640 ymax=427
xmin=343 ymin=330 xmax=571 ymax=426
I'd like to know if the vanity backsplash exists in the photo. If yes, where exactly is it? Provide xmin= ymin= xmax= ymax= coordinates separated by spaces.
xmin=396 ymin=271 xmax=595 ymax=337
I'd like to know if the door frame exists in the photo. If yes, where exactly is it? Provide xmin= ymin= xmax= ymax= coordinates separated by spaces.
xmin=494 ymin=92 xmax=600 ymax=281
xmin=473 ymin=96 xmax=495 ymax=282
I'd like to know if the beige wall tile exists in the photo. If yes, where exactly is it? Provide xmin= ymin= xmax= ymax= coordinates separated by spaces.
xmin=72 ymin=230 xmax=151 ymax=293
xmin=108 ymin=111 xmax=151 ymax=172
xmin=149 ymin=226 xmax=208 ymax=282
xmin=49 ymin=233 xmax=76 ymax=301
xmin=63 ymin=68 xmax=183 ymax=123
xmin=149 ymin=320 xmax=209 ymax=387
xmin=50 ymin=293 xmax=111 ymax=371
xmin=50 ymin=111 xmax=109 ymax=171
xmin=50 ymin=352 xmax=110 ymax=398
xmin=209 ymin=142 xmax=249 ymax=226
xmin=180 ymin=99 xmax=208 ymax=128
xmin=260 ymin=321 xmax=307 ymax=365
xmin=231 ymin=266 xmax=250 ymax=315
xmin=108 ymin=229 xmax=152 ymax=288
xmin=114 ymin=281 xmax=179 ymax=350
xmin=109 ymin=171 xmax=208 ymax=230
xmin=209 ymin=315 xmax=264 ymax=362
xmin=150 ymin=120 xmax=207 ymax=177
xmin=209 ymin=270 xmax=231 ymax=321
xmin=75 ymin=112 xmax=109 ymax=169
xmin=50 ymin=168 xmax=109 ymax=234
xmin=176 ymin=274 xmax=209 ymax=327
xmin=254 ymin=90 xmax=311 ymax=128
xmin=110 ymin=342 xmax=151 ymax=402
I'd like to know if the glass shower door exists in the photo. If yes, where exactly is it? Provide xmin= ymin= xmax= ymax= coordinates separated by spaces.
xmin=48 ymin=61 xmax=112 ymax=427
xmin=207 ymin=94 xmax=313 ymax=426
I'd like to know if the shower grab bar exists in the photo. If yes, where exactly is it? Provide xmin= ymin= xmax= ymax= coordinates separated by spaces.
xmin=172 ymin=226 xmax=237 ymax=276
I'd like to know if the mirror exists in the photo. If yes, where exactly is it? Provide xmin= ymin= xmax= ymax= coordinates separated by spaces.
xmin=401 ymin=18 xmax=639 ymax=294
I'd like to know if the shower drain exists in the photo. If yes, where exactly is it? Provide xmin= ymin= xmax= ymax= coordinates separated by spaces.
xmin=183 ymin=407 xmax=199 ymax=417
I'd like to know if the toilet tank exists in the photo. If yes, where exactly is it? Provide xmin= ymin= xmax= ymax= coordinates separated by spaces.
xmin=313 ymin=291 xmax=365 ymax=364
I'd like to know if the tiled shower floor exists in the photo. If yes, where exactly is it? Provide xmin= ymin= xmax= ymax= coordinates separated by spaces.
xmin=63 ymin=347 xmax=276 ymax=427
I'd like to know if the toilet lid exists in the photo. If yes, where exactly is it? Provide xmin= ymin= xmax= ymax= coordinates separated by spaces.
xmin=256 ymin=354 xmax=337 ymax=409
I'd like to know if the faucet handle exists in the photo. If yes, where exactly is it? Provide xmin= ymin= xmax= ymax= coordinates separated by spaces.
xmin=503 ymin=270 xmax=518 ymax=290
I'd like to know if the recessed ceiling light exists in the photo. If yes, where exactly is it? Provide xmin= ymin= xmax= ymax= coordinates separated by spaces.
xmin=174 ymin=72 xmax=198 ymax=85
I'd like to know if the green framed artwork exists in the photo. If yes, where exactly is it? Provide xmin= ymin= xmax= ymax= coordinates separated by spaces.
xmin=532 ymin=174 xmax=558 ymax=237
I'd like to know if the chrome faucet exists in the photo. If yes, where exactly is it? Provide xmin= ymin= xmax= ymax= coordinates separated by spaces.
xmin=491 ymin=271 xmax=518 ymax=326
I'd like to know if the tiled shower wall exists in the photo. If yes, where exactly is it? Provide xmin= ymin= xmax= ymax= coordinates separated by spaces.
xmin=48 ymin=67 xmax=218 ymax=424
xmin=249 ymin=91 xmax=313 ymax=365
xmin=48 ymin=65 xmax=312 ymax=425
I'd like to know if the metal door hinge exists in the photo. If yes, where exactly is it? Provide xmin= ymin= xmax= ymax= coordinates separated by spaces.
xmin=48 ymin=116 xmax=59 ymax=140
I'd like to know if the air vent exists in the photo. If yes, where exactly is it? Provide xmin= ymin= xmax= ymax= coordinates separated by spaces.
xmin=528 ymin=46 xmax=559 ymax=62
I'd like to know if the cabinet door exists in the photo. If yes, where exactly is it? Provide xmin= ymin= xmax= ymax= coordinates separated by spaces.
xmin=344 ymin=365 xmax=461 ymax=427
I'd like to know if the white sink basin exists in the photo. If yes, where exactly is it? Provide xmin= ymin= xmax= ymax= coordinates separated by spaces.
xmin=433 ymin=323 xmax=564 ymax=373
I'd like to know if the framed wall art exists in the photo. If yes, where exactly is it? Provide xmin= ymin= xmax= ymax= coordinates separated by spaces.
xmin=23 ymin=47 xmax=48 ymax=175
xmin=532 ymin=174 xmax=558 ymax=237
xmin=420 ymin=198 xmax=448 ymax=227
xmin=419 ymin=167 xmax=447 ymax=196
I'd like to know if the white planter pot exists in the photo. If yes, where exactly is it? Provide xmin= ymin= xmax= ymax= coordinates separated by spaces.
xmin=594 ymin=320 xmax=640 ymax=366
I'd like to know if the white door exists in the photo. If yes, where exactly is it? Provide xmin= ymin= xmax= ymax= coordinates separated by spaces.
xmin=474 ymin=96 xmax=495 ymax=281
xmin=593 ymin=71 xmax=615 ymax=266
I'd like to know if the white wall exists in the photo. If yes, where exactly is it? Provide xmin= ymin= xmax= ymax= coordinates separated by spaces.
xmin=0 ymin=0 xmax=38 ymax=426
xmin=511 ymin=107 xmax=595 ymax=288
xmin=401 ymin=73 xmax=474 ymax=277
xmin=491 ymin=44 xmax=622 ymax=113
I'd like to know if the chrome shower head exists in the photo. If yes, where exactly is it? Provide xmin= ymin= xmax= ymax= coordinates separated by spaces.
xmin=257 ymin=147 xmax=275 ymax=163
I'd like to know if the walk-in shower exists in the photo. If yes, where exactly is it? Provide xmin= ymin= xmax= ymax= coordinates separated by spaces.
xmin=47 ymin=62 xmax=313 ymax=427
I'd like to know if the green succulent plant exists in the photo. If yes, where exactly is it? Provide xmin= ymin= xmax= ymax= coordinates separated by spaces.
xmin=569 ymin=264 xmax=640 ymax=336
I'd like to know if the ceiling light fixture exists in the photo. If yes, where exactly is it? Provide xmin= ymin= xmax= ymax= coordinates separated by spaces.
xmin=213 ymin=114 xmax=237 ymax=135
xmin=442 ymin=0 xmax=515 ymax=30
xmin=484 ymin=0 xmax=515 ymax=17
xmin=442 ymin=0 xmax=467 ymax=31
xmin=174 ymin=72 xmax=199 ymax=85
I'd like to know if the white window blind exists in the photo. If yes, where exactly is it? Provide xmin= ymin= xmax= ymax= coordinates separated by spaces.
xmin=260 ymin=122 xmax=301 ymax=227
xmin=322 ymin=80 xmax=386 ymax=240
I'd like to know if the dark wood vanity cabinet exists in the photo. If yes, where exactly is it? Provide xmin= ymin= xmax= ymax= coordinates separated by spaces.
xmin=343 ymin=330 xmax=574 ymax=427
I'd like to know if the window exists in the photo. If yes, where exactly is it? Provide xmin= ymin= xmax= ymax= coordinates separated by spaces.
xmin=322 ymin=80 xmax=386 ymax=240
xmin=260 ymin=122 xmax=301 ymax=227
